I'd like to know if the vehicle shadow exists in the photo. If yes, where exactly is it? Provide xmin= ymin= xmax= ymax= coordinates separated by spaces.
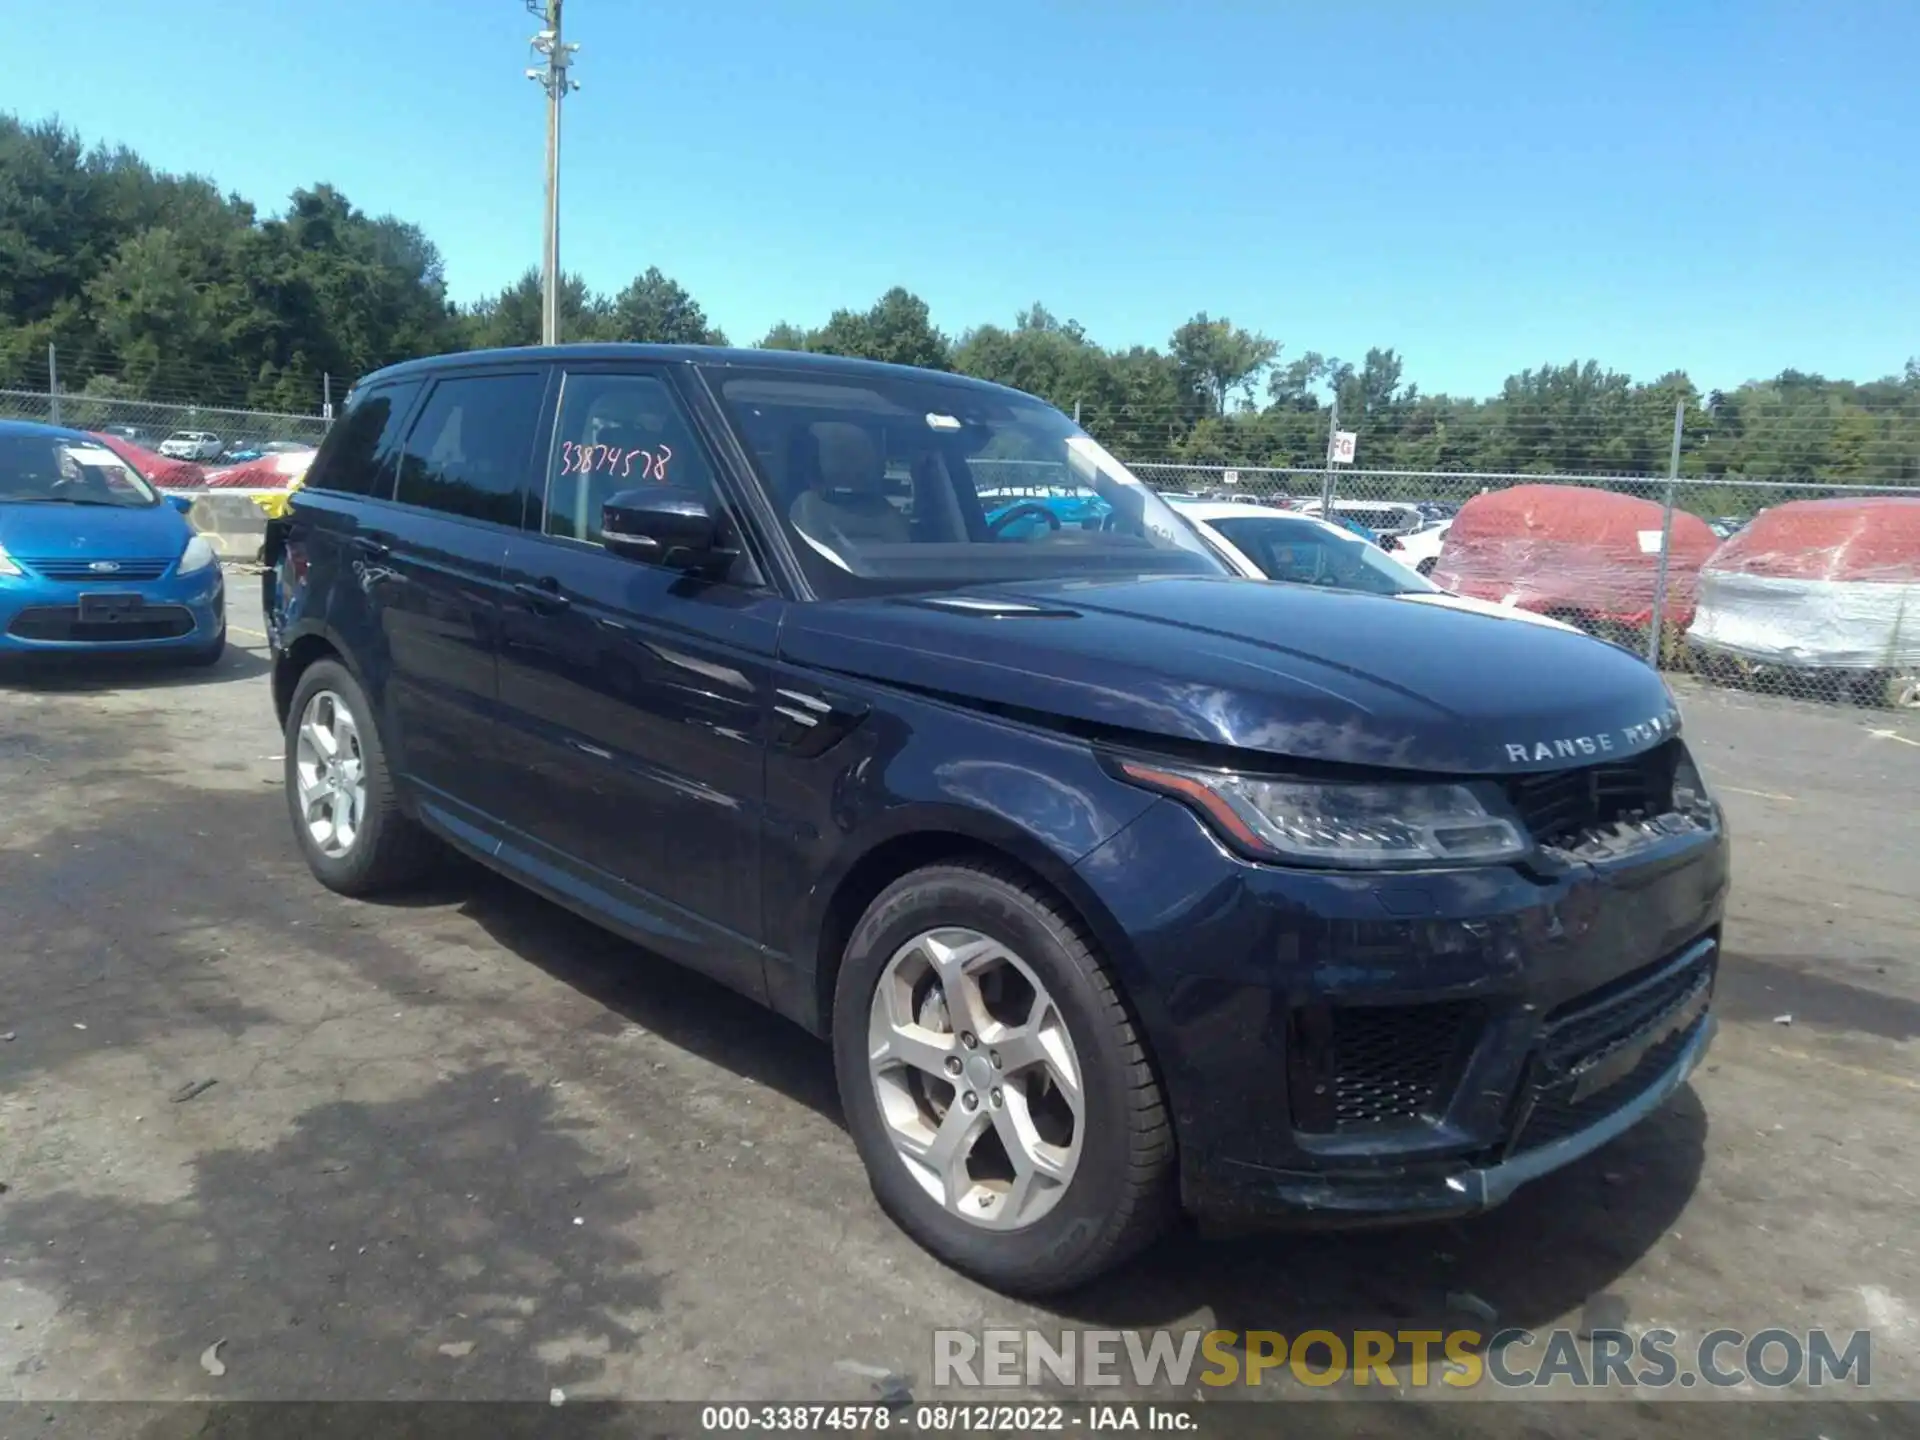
xmin=0 ymin=641 xmax=270 ymax=690
xmin=397 ymin=870 xmax=1707 ymax=1344
xmin=410 ymin=866 xmax=845 ymax=1122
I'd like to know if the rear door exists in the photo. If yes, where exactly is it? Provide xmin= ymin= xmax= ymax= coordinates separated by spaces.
xmin=378 ymin=364 xmax=554 ymax=821
xmin=493 ymin=363 xmax=781 ymax=999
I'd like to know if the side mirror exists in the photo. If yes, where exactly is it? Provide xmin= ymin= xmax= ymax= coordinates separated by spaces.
xmin=601 ymin=486 xmax=732 ymax=572
xmin=166 ymin=493 xmax=194 ymax=514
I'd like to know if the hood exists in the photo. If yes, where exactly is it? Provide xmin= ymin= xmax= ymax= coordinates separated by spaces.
xmin=1395 ymin=591 xmax=1582 ymax=633
xmin=0 ymin=501 xmax=188 ymax=562
xmin=780 ymin=575 xmax=1680 ymax=775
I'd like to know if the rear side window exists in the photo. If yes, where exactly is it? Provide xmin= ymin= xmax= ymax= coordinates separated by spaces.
xmin=394 ymin=371 xmax=547 ymax=526
xmin=304 ymin=380 xmax=421 ymax=497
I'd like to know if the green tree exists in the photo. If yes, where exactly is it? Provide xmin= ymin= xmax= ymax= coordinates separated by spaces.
xmin=1170 ymin=313 xmax=1277 ymax=417
xmin=757 ymin=321 xmax=810 ymax=350
xmin=805 ymin=287 xmax=951 ymax=370
xmin=606 ymin=266 xmax=726 ymax=345
xmin=463 ymin=268 xmax=610 ymax=350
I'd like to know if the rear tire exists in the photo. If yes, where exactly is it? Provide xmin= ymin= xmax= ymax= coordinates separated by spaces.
xmin=283 ymin=658 xmax=440 ymax=895
xmin=832 ymin=861 xmax=1175 ymax=1296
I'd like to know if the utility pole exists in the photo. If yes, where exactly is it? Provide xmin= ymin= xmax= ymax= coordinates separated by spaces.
xmin=526 ymin=0 xmax=580 ymax=346
xmin=1319 ymin=393 xmax=1339 ymax=513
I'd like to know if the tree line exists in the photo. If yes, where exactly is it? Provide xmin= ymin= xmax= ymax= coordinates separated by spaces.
xmin=4 ymin=115 xmax=1915 ymax=480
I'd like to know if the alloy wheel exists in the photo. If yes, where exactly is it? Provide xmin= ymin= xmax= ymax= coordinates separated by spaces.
xmin=293 ymin=690 xmax=367 ymax=859
xmin=866 ymin=927 xmax=1084 ymax=1230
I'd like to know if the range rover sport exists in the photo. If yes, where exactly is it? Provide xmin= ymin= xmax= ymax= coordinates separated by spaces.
xmin=263 ymin=345 xmax=1729 ymax=1295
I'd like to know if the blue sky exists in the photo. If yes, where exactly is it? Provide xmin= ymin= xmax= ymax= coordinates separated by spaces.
xmin=3 ymin=0 xmax=1914 ymax=396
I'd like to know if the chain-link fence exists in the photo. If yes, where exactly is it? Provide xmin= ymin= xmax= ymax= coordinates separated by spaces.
xmin=0 ymin=387 xmax=331 ymax=455
xmin=1129 ymin=461 xmax=1920 ymax=713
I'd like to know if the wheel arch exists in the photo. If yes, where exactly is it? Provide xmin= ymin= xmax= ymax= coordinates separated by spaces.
xmin=809 ymin=817 xmax=1147 ymax=1056
xmin=271 ymin=622 xmax=356 ymax=729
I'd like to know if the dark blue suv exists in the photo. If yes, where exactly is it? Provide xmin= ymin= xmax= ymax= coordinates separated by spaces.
xmin=264 ymin=346 xmax=1728 ymax=1295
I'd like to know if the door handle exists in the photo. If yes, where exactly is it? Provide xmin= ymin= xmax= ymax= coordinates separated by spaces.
xmin=514 ymin=579 xmax=572 ymax=612
xmin=350 ymin=536 xmax=390 ymax=558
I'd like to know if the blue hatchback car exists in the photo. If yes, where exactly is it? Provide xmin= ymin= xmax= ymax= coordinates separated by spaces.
xmin=0 ymin=421 xmax=226 ymax=663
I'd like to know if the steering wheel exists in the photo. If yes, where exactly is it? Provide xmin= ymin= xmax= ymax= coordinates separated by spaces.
xmin=989 ymin=501 xmax=1063 ymax=536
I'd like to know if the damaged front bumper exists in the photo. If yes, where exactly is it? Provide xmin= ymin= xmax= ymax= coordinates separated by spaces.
xmin=1197 ymin=1008 xmax=1715 ymax=1227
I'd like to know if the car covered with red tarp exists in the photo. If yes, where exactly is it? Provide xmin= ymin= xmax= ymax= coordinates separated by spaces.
xmin=1687 ymin=496 xmax=1920 ymax=704
xmin=200 ymin=449 xmax=318 ymax=490
xmin=1430 ymin=483 xmax=1720 ymax=644
xmin=88 ymin=431 xmax=207 ymax=489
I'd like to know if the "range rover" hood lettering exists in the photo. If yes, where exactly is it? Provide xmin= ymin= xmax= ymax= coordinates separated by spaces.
xmin=1504 ymin=711 xmax=1678 ymax=764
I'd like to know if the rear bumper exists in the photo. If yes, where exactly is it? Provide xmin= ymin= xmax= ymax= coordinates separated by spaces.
xmin=0 ymin=568 xmax=224 ymax=653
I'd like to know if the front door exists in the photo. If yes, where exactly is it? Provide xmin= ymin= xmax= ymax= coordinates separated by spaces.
xmin=494 ymin=364 xmax=781 ymax=1000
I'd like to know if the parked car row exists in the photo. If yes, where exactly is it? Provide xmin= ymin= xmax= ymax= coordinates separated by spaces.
xmin=1418 ymin=484 xmax=1919 ymax=708
xmin=92 ymin=426 xmax=319 ymax=469
xmin=1164 ymin=481 xmax=1916 ymax=708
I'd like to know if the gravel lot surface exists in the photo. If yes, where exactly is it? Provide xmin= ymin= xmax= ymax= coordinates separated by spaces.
xmin=2 ymin=577 xmax=1915 ymax=1436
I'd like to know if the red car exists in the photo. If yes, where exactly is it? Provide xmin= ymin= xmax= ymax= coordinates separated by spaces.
xmin=1688 ymin=496 xmax=1920 ymax=708
xmin=88 ymin=431 xmax=207 ymax=489
xmin=1432 ymin=484 xmax=1720 ymax=652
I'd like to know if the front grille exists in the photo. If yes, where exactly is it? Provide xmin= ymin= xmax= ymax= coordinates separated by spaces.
xmin=1513 ymin=1018 xmax=1701 ymax=1152
xmin=7 ymin=605 xmax=196 ymax=642
xmin=1291 ymin=1000 xmax=1482 ymax=1132
xmin=1540 ymin=944 xmax=1716 ymax=1074
xmin=23 ymin=557 xmax=172 ymax=581
xmin=1504 ymin=739 xmax=1680 ymax=848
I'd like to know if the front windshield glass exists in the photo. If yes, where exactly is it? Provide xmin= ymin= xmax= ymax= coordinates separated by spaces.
xmin=0 ymin=433 xmax=160 ymax=507
xmin=1209 ymin=515 xmax=1438 ymax=596
xmin=710 ymin=368 xmax=1225 ymax=597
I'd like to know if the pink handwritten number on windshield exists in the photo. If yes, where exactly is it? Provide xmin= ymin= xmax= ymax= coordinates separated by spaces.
xmin=559 ymin=440 xmax=672 ymax=483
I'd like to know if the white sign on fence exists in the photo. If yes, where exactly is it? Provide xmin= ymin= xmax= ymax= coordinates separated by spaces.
xmin=1330 ymin=431 xmax=1358 ymax=465
xmin=1222 ymin=469 xmax=1240 ymax=486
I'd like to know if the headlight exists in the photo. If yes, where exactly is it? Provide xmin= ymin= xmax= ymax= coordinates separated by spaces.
xmin=177 ymin=534 xmax=217 ymax=574
xmin=1114 ymin=758 xmax=1529 ymax=867
xmin=0 ymin=543 xmax=20 ymax=577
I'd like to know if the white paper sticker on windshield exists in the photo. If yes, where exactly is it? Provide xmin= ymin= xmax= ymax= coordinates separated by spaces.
xmin=925 ymin=413 xmax=961 ymax=431
xmin=65 ymin=446 xmax=124 ymax=468
xmin=1637 ymin=529 xmax=1665 ymax=554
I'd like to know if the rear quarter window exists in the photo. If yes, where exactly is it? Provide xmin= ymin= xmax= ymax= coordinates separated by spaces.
xmin=303 ymin=381 xmax=422 ymax=498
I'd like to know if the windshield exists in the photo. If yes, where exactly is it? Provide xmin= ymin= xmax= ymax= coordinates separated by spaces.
xmin=710 ymin=368 xmax=1225 ymax=597
xmin=0 ymin=433 xmax=160 ymax=508
xmin=1208 ymin=515 xmax=1438 ymax=596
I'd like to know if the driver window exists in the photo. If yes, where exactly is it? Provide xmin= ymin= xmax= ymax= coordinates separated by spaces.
xmin=541 ymin=372 xmax=718 ymax=545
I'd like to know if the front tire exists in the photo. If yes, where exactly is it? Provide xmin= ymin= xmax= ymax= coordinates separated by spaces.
xmin=283 ymin=659 xmax=439 ymax=895
xmin=832 ymin=861 xmax=1175 ymax=1295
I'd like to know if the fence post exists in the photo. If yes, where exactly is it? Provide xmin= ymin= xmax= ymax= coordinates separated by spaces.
xmin=46 ymin=344 xmax=60 ymax=427
xmin=1646 ymin=399 xmax=1685 ymax=667
xmin=1319 ymin=395 xmax=1339 ymax=513
xmin=323 ymin=373 xmax=334 ymax=424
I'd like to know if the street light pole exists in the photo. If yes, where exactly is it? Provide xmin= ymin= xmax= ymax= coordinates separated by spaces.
xmin=525 ymin=0 xmax=579 ymax=346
